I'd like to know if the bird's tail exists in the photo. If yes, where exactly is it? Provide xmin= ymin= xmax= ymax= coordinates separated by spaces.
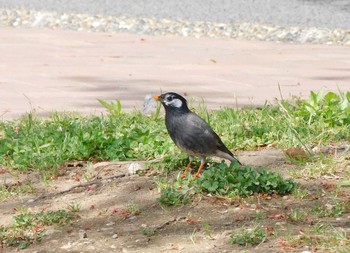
xmin=229 ymin=155 xmax=242 ymax=166
xmin=215 ymin=149 xmax=242 ymax=165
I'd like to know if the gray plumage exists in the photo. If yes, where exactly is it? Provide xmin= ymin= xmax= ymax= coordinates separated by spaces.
xmin=154 ymin=92 xmax=241 ymax=178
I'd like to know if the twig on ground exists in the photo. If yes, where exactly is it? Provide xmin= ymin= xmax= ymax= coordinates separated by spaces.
xmin=32 ymin=173 xmax=126 ymax=202
xmin=155 ymin=216 xmax=186 ymax=231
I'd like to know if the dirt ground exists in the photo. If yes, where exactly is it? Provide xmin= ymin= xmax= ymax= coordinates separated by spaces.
xmin=0 ymin=149 xmax=347 ymax=253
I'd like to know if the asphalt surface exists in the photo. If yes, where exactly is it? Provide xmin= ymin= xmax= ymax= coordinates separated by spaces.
xmin=0 ymin=0 xmax=350 ymax=29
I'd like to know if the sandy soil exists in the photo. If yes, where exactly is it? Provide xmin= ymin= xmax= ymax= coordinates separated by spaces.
xmin=0 ymin=149 xmax=346 ymax=253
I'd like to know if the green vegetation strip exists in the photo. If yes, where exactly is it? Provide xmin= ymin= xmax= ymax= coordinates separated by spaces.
xmin=0 ymin=90 xmax=349 ymax=174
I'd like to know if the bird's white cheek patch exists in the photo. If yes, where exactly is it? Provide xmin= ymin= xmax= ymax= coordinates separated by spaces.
xmin=166 ymin=98 xmax=182 ymax=108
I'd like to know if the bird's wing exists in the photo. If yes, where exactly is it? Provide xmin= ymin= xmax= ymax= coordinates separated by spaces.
xmin=173 ymin=113 xmax=221 ymax=155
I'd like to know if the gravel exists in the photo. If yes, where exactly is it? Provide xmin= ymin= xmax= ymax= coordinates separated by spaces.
xmin=0 ymin=3 xmax=349 ymax=45
xmin=0 ymin=0 xmax=350 ymax=29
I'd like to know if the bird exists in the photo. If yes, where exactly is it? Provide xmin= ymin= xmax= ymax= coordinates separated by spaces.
xmin=153 ymin=92 xmax=241 ymax=178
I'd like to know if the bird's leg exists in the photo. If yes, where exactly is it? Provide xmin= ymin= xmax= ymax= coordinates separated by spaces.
xmin=181 ymin=156 xmax=193 ymax=179
xmin=194 ymin=156 xmax=206 ymax=178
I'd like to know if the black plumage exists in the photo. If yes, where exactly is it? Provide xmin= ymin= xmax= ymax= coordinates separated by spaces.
xmin=154 ymin=92 xmax=241 ymax=178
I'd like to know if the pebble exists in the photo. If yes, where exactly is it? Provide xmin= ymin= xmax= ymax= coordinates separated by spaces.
xmin=45 ymin=229 xmax=62 ymax=236
xmin=101 ymin=227 xmax=113 ymax=231
xmin=27 ymin=198 xmax=35 ymax=203
xmin=112 ymin=233 xmax=118 ymax=239
xmin=128 ymin=162 xmax=143 ymax=175
xmin=79 ymin=229 xmax=88 ymax=239
xmin=0 ymin=8 xmax=349 ymax=45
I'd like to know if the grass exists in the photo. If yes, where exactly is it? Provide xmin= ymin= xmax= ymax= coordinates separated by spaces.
xmin=0 ymin=181 xmax=36 ymax=201
xmin=283 ymin=223 xmax=350 ymax=252
xmin=0 ymin=210 xmax=73 ymax=249
xmin=1 ymin=90 xmax=349 ymax=175
xmin=1 ymin=89 xmax=350 ymax=251
xmin=230 ymin=225 xmax=267 ymax=246
xmin=312 ymin=200 xmax=350 ymax=218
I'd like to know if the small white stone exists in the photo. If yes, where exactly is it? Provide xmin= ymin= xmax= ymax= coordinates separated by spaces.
xmin=106 ymin=221 xmax=115 ymax=226
xmin=92 ymin=21 xmax=100 ymax=28
xmin=27 ymin=199 xmax=35 ymax=203
xmin=101 ymin=227 xmax=113 ymax=231
xmin=79 ymin=229 xmax=88 ymax=239
xmin=128 ymin=163 xmax=143 ymax=174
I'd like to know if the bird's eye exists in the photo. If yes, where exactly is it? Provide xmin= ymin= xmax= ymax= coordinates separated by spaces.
xmin=167 ymin=96 xmax=173 ymax=101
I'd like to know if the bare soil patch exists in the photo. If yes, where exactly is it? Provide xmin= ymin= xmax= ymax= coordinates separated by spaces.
xmin=1 ymin=149 xmax=348 ymax=253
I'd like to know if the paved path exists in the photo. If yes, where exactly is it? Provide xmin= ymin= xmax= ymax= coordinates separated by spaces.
xmin=1 ymin=27 xmax=350 ymax=120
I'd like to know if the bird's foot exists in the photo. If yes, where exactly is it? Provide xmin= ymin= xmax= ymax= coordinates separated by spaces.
xmin=180 ymin=172 xmax=188 ymax=179
xmin=193 ymin=172 xmax=201 ymax=179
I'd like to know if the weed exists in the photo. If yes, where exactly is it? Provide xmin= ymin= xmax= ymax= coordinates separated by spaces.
xmin=98 ymin=99 xmax=123 ymax=118
xmin=311 ymin=222 xmax=330 ymax=234
xmin=291 ymin=186 xmax=310 ymax=199
xmin=202 ymin=222 xmax=213 ymax=238
xmin=230 ymin=225 xmax=267 ymax=246
xmin=141 ymin=227 xmax=156 ymax=237
xmin=67 ymin=202 xmax=81 ymax=213
xmin=190 ymin=227 xmax=199 ymax=244
xmin=126 ymin=201 xmax=141 ymax=215
xmin=288 ymin=208 xmax=308 ymax=222
xmin=0 ymin=182 xmax=36 ymax=201
xmin=157 ymin=187 xmax=190 ymax=206
xmin=196 ymin=162 xmax=297 ymax=197
xmin=1 ymin=210 xmax=73 ymax=249
xmin=284 ymin=222 xmax=350 ymax=252
xmin=254 ymin=211 xmax=265 ymax=220
xmin=312 ymin=201 xmax=348 ymax=217
xmin=150 ymin=153 xmax=189 ymax=173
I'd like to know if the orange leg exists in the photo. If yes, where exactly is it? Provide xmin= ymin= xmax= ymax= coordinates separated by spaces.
xmin=181 ymin=160 xmax=192 ymax=179
xmin=194 ymin=162 xmax=205 ymax=178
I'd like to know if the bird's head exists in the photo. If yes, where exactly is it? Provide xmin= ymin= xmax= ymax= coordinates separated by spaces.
xmin=153 ymin=92 xmax=190 ymax=112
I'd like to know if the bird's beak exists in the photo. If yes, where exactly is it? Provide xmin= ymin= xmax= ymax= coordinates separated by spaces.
xmin=153 ymin=95 xmax=161 ymax=101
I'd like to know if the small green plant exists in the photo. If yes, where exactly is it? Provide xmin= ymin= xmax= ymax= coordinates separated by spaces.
xmin=202 ymin=222 xmax=213 ymax=239
xmin=311 ymin=222 xmax=330 ymax=234
xmin=127 ymin=201 xmax=141 ymax=215
xmin=13 ymin=213 xmax=34 ymax=228
xmin=67 ymin=202 xmax=81 ymax=212
xmin=230 ymin=225 xmax=267 ymax=246
xmin=288 ymin=208 xmax=307 ymax=222
xmin=291 ymin=186 xmax=310 ymax=199
xmin=196 ymin=163 xmax=297 ymax=197
xmin=254 ymin=211 xmax=265 ymax=220
xmin=98 ymin=98 xmax=122 ymax=118
xmin=157 ymin=187 xmax=190 ymax=206
xmin=141 ymin=227 xmax=156 ymax=237
xmin=150 ymin=154 xmax=189 ymax=173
